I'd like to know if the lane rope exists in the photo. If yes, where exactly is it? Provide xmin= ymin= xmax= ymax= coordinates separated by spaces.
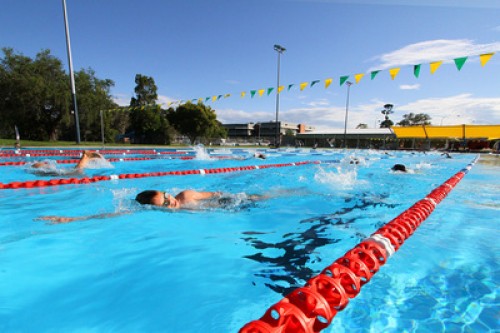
xmin=239 ymin=156 xmax=479 ymax=333
xmin=0 ymin=159 xmax=340 ymax=190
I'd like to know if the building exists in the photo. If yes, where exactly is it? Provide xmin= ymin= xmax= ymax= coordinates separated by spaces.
xmin=296 ymin=128 xmax=395 ymax=149
xmin=222 ymin=121 xmax=315 ymax=145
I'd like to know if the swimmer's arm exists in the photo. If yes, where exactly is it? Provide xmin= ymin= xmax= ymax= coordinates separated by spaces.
xmin=35 ymin=211 xmax=130 ymax=224
xmin=192 ymin=190 xmax=223 ymax=200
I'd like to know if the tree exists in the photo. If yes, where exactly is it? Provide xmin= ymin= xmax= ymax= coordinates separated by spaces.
xmin=380 ymin=104 xmax=395 ymax=128
xmin=167 ymin=102 xmax=227 ymax=144
xmin=0 ymin=48 xmax=118 ymax=142
xmin=0 ymin=48 xmax=69 ymax=140
xmin=71 ymin=68 xmax=116 ymax=141
xmin=127 ymin=74 xmax=172 ymax=144
xmin=397 ymin=113 xmax=432 ymax=127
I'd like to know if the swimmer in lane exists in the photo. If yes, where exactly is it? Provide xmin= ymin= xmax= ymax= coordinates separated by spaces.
xmin=135 ymin=189 xmax=266 ymax=210
xmin=36 ymin=189 xmax=270 ymax=224
xmin=29 ymin=150 xmax=107 ymax=176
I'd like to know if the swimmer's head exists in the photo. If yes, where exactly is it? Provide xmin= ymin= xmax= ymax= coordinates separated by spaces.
xmin=135 ymin=190 xmax=179 ymax=209
xmin=391 ymin=164 xmax=407 ymax=172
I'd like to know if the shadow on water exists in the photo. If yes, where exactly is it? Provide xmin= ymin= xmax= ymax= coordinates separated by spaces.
xmin=241 ymin=193 xmax=398 ymax=296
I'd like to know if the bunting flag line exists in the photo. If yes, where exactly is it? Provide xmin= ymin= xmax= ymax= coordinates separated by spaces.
xmin=354 ymin=73 xmax=365 ymax=84
xmin=479 ymin=53 xmax=494 ymax=66
xmin=454 ymin=57 xmax=467 ymax=71
xmin=340 ymin=75 xmax=349 ymax=86
xmin=430 ymin=61 xmax=443 ymax=74
xmin=414 ymin=64 xmax=421 ymax=78
xmin=106 ymin=52 xmax=497 ymax=110
xmin=389 ymin=67 xmax=400 ymax=80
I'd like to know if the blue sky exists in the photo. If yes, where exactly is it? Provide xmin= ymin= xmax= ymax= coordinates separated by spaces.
xmin=2 ymin=0 xmax=500 ymax=130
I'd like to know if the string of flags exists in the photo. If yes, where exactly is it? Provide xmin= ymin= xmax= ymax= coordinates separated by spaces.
xmin=107 ymin=52 xmax=496 ymax=112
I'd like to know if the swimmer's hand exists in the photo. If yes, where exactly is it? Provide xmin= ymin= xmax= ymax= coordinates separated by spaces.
xmin=35 ymin=216 xmax=82 ymax=224
xmin=35 ymin=211 xmax=129 ymax=224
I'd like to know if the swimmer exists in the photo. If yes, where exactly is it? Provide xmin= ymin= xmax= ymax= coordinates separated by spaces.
xmin=254 ymin=152 xmax=266 ymax=159
xmin=36 ymin=189 xmax=270 ymax=224
xmin=391 ymin=164 xmax=407 ymax=172
xmin=135 ymin=189 xmax=266 ymax=210
xmin=30 ymin=150 xmax=107 ymax=176
xmin=441 ymin=152 xmax=453 ymax=159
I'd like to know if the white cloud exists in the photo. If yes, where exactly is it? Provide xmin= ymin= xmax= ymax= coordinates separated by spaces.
xmin=112 ymin=93 xmax=131 ymax=106
xmin=399 ymin=84 xmax=420 ymax=90
xmin=369 ymin=39 xmax=500 ymax=71
xmin=216 ymin=94 xmax=500 ymax=130
xmin=397 ymin=94 xmax=500 ymax=125
xmin=113 ymin=94 xmax=177 ymax=107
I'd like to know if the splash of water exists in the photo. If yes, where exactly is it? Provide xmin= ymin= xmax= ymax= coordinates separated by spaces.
xmin=314 ymin=165 xmax=359 ymax=190
xmin=193 ymin=144 xmax=211 ymax=160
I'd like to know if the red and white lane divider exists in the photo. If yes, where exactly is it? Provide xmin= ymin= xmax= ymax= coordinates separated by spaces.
xmin=0 ymin=160 xmax=327 ymax=190
xmin=239 ymin=157 xmax=479 ymax=333
xmin=0 ymin=150 xmax=188 ymax=158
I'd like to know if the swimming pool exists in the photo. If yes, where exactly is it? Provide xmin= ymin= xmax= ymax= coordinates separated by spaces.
xmin=0 ymin=148 xmax=498 ymax=332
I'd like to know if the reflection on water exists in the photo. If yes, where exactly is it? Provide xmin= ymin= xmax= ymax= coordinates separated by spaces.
xmin=242 ymin=193 xmax=397 ymax=296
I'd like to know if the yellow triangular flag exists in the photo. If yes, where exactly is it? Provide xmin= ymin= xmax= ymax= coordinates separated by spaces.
xmin=389 ymin=68 xmax=400 ymax=80
xmin=278 ymin=85 xmax=284 ymax=93
xmin=224 ymin=94 xmax=231 ymax=98
xmin=212 ymin=96 xmax=217 ymax=102
xmin=354 ymin=73 xmax=365 ymax=84
xmin=479 ymin=53 xmax=494 ymax=67
xmin=197 ymin=98 xmax=203 ymax=103
xmin=241 ymin=92 xmax=246 ymax=98
xmin=258 ymin=89 xmax=265 ymax=97
xmin=324 ymin=78 xmax=332 ymax=88
xmin=430 ymin=61 xmax=443 ymax=74
xmin=300 ymin=82 xmax=308 ymax=91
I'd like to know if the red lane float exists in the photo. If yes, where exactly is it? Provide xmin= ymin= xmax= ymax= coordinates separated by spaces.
xmin=239 ymin=157 xmax=478 ymax=333
xmin=0 ymin=149 xmax=189 ymax=158
xmin=0 ymin=160 xmax=334 ymax=190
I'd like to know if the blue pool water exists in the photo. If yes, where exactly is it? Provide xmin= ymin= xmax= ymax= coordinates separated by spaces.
xmin=0 ymin=148 xmax=498 ymax=332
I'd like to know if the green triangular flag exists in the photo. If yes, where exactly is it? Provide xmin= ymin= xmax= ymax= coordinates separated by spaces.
xmin=310 ymin=80 xmax=320 ymax=87
xmin=288 ymin=84 xmax=295 ymax=91
xmin=454 ymin=57 xmax=468 ymax=71
xmin=370 ymin=71 xmax=380 ymax=80
xmin=205 ymin=97 xmax=210 ymax=102
xmin=250 ymin=90 xmax=256 ymax=98
xmin=217 ymin=95 xmax=222 ymax=100
xmin=414 ymin=64 xmax=421 ymax=78
xmin=339 ymin=76 xmax=349 ymax=86
xmin=267 ymin=87 xmax=274 ymax=95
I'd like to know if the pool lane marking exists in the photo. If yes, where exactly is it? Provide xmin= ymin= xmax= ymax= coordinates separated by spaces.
xmin=239 ymin=156 xmax=479 ymax=333
xmin=0 ymin=159 xmax=339 ymax=190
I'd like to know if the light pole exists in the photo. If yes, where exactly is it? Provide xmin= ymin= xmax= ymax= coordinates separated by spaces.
xmin=274 ymin=44 xmax=286 ymax=148
xmin=62 ymin=0 xmax=81 ymax=144
xmin=343 ymin=81 xmax=352 ymax=148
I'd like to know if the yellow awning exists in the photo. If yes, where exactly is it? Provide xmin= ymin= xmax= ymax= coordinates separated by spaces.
xmin=391 ymin=125 xmax=500 ymax=140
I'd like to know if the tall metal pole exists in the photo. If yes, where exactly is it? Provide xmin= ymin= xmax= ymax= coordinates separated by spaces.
xmin=274 ymin=44 xmax=286 ymax=148
xmin=343 ymin=81 xmax=352 ymax=148
xmin=100 ymin=110 xmax=105 ymax=147
xmin=62 ymin=0 xmax=81 ymax=144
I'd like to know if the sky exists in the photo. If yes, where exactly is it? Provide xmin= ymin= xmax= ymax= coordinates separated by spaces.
xmin=1 ymin=0 xmax=500 ymax=131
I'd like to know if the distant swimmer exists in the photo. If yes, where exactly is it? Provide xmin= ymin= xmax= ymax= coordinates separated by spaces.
xmin=254 ymin=152 xmax=266 ymax=159
xmin=29 ymin=150 xmax=108 ymax=176
xmin=441 ymin=152 xmax=453 ymax=159
xmin=391 ymin=164 xmax=407 ymax=173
